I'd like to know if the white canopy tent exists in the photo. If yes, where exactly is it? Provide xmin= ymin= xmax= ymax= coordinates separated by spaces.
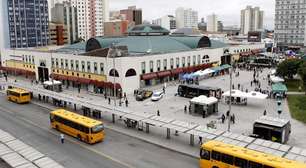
xmin=222 ymin=90 xmax=248 ymax=98
xmin=222 ymin=90 xmax=268 ymax=100
xmin=190 ymin=95 xmax=218 ymax=117
xmin=43 ymin=80 xmax=62 ymax=86
xmin=270 ymin=75 xmax=285 ymax=83
xmin=190 ymin=95 xmax=218 ymax=105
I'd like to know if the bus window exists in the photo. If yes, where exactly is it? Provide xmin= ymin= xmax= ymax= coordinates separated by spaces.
xmin=234 ymin=157 xmax=248 ymax=168
xmin=200 ymin=148 xmax=210 ymax=160
xmin=211 ymin=151 xmax=221 ymax=161
xmin=263 ymin=166 xmax=275 ymax=168
xmin=249 ymin=161 xmax=263 ymax=168
xmin=221 ymin=153 xmax=234 ymax=165
xmin=92 ymin=124 xmax=104 ymax=134
xmin=21 ymin=93 xmax=30 ymax=96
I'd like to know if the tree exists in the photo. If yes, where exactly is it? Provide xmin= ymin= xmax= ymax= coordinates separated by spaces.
xmin=276 ymin=59 xmax=303 ymax=79
xmin=298 ymin=62 xmax=306 ymax=93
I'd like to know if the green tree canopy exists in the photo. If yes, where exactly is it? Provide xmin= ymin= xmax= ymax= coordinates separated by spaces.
xmin=298 ymin=62 xmax=306 ymax=92
xmin=277 ymin=59 xmax=303 ymax=79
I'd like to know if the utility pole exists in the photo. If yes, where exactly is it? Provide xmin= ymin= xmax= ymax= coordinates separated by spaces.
xmin=227 ymin=54 xmax=233 ymax=132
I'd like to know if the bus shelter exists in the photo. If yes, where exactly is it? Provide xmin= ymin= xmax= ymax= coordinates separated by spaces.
xmin=190 ymin=95 xmax=218 ymax=118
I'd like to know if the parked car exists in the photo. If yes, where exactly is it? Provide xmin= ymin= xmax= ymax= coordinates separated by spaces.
xmin=151 ymin=91 xmax=164 ymax=101
xmin=136 ymin=90 xmax=153 ymax=101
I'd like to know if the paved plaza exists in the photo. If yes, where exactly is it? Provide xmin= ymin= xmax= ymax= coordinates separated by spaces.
xmin=1 ymin=68 xmax=306 ymax=150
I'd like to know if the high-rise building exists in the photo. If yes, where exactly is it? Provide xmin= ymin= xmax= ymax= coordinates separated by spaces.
xmin=104 ymin=20 xmax=131 ymax=37
xmin=218 ymin=21 xmax=224 ymax=32
xmin=274 ymin=0 xmax=306 ymax=51
xmin=240 ymin=6 xmax=264 ymax=35
xmin=7 ymin=0 xmax=49 ymax=48
xmin=175 ymin=8 xmax=198 ymax=29
xmin=152 ymin=15 xmax=176 ymax=30
xmin=207 ymin=14 xmax=218 ymax=32
xmin=120 ymin=6 xmax=142 ymax=25
xmin=51 ymin=2 xmax=78 ymax=44
xmin=70 ymin=0 xmax=109 ymax=40
xmin=0 ymin=0 xmax=9 ymax=50
xmin=49 ymin=22 xmax=68 ymax=46
xmin=198 ymin=18 xmax=207 ymax=31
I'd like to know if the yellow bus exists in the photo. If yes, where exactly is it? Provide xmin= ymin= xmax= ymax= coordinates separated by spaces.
xmin=200 ymin=140 xmax=306 ymax=168
xmin=50 ymin=109 xmax=105 ymax=144
xmin=6 ymin=87 xmax=31 ymax=104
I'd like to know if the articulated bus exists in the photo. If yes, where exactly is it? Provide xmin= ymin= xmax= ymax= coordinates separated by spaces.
xmin=50 ymin=109 xmax=105 ymax=144
xmin=6 ymin=87 xmax=31 ymax=104
xmin=200 ymin=141 xmax=306 ymax=168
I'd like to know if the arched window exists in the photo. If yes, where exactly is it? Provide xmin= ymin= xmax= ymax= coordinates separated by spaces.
xmin=109 ymin=69 xmax=119 ymax=77
xmin=125 ymin=68 xmax=137 ymax=77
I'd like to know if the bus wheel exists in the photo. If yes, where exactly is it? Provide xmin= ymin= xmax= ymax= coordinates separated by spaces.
xmin=212 ymin=166 xmax=219 ymax=168
xmin=77 ymin=135 xmax=82 ymax=141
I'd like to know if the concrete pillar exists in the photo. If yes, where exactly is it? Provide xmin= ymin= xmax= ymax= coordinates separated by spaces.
xmin=190 ymin=134 xmax=194 ymax=146
xmin=112 ymin=114 xmax=115 ymax=123
xmin=166 ymin=128 xmax=170 ymax=139
xmin=146 ymin=123 xmax=150 ymax=133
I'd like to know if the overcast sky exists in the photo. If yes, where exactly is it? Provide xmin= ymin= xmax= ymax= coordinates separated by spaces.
xmin=110 ymin=0 xmax=275 ymax=29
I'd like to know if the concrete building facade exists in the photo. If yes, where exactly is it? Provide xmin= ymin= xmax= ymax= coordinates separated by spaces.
xmin=175 ymin=8 xmax=198 ymax=29
xmin=120 ymin=6 xmax=142 ymax=25
xmin=7 ymin=0 xmax=49 ymax=48
xmin=152 ymin=15 xmax=176 ymax=30
xmin=51 ymin=2 xmax=78 ymax=44
xmin=104 ymin=20 xmax=131 ymax=36
xmin=274 ymin=0 xmax=306 ymax=51
xmin=49 ymin=23 xmax=68 ymax=46
xmin=240 ymin=6 xmax=264 ymax=35
xmin=207 ymin=14 xmax=218 ymax=32
xmin=70 ymin=0 xmax=109 ymax=40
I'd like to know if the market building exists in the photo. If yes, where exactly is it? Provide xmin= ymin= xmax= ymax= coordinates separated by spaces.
xmin=0 ymin=24 xmax=264 ymax=95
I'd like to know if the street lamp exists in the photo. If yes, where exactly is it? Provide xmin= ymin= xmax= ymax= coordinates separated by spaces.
xmin=111 ymin=44 xmax=122 ymax=107
xmin=227 ymin=54 xmax=233 ymax=132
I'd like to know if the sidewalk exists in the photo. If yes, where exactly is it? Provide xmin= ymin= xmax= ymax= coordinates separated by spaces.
xmin=287 ymin=92 xmax=305 ymax=95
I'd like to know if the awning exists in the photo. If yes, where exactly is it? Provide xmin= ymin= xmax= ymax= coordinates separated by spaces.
xmin=171 ymin=68 xmax=184 ymax=75
xmin=157 ymin=70 xmax=171 ymax=78
xmin=93 ymin=80 xmax=105 ymax=88
xmin=78 ymin=78 xmax=91 ymax=84
xmin=107 ymin=83 xmax=121 ymax=89
xmin=67 ymin=76 xmax=79 ymax=82
xmin=141 ymin=72 xmax=158 ymax=80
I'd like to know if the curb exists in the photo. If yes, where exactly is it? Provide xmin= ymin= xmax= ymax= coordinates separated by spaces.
xmin=30 ymin=101 xmax=199 ymax=159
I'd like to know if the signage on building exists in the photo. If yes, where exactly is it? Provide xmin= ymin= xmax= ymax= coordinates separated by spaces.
xmin=248 ymin=31 xmax=262 ymax=42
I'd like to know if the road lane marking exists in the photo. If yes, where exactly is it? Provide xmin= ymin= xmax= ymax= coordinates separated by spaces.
xmin=0 ymin=104 xmax=135 ymax=168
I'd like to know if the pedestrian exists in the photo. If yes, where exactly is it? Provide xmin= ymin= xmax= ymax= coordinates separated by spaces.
xmin=125 ymin=99 xmax=128 ymax=107
xmin=232 ymin=114 xmax=235 ymax=124
xmin=263 ymin=110 xmax=267 ymax=116
xmin=157 ymin=110 xmax=160 ymax=116
xmin=226 ymin=110 xmax=230 ymax=118
xmin=60 ymin=133 xmax=65 ymax=144
xmin=221 ymin=114 xmax=225 ymax=124
xmin=198 ymin=136 xmax=203 ymax=145
xmin=78 ymin=87 xmax=81 ymax=93
xmin=104 ymin=94 xmax=107 ymax=99
xmin=251 ymin=81 xmax=253 ymax=87
xmin=163 ymin=86 xmax=165 ymax=94
xmin=238 ymin=83 xmax=240 ymax=90
xmin=4 ymin=73 xmax=7 ymax=82
xmin=184 ymin=105 xmax=187 ymax=113
xmin=108 ymin=97 xmax=111 ymax=104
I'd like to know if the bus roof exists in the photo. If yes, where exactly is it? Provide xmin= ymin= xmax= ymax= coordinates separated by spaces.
xmin=178 ymin=84 xmax=221 ymax=91
xmin=7 ymin=88 xmax=30 ymax=94
xmin=202 ymin=140 xmax=306 ymax=167
xmin=51 ymin=109 xmax=103 ymax=128
xmin=254 ymin=116 xmax=290 ymax=128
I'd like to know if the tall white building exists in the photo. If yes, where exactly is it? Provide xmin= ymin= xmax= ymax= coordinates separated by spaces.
xmin=240 ymin=6 xmax=264 ymax=35
xmin=207 ymin=14 xmax=218 ymax=32
xmin=152 ymin=15 xmax=176 ymax=30
xmin=0 ymin=0 xmax=9 ymax=50
xmin=274 ymin=0 xmax=306 ymax=51
xmin=69 ymin=0 xmax=109 ymax=40
xmin=175 ymin=8 xmax=198 ymax=29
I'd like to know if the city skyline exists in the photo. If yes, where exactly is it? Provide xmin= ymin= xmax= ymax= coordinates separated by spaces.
xmin=110 ymin=0 xmax=275 ymax=29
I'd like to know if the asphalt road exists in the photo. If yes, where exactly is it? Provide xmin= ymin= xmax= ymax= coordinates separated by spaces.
xmin=0 ymin=95 xmax=198 ymax=168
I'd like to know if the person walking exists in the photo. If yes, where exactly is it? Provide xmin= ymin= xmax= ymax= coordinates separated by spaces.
xmin=108 ymin=97 xmax=111 ymax=105
xmin=226 ymin=110 xmax=230 ymax=118
xmin=263 ymin=110 xmax=267 ymax=116
xmin=184 ymin=105 xmax=187 ymax=113
xmin=198 ymin=136 xmax=203 ymax=145
xmin=125 ymin=99 xmax=128 ymax=107
xmin=221 ymin=114 xmax=225 ymax=124
xmin=232 ymin=114 xmax=235 ymax=124
xmin=60 ymin=133 xmax=65 ymax=144
xmin=163 ymin=86 xmax=165 ymax=94
xmin=157 ymin=110 xmax=160 ymax=116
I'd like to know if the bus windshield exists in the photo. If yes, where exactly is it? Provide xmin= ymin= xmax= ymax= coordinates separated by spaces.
xmin=92 ymin=124 xmax=104 ymax=133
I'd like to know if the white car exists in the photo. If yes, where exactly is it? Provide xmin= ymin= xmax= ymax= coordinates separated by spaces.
xmin=151 ymin=91 xmax=164 ymax=101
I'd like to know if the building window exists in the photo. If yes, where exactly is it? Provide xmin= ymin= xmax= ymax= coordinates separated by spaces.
xmin=182 ymin=57 xmax=185 ymax=67
xmin=150 ymin=61 xmax=154 ymax=72
xmin=32 ymin=56 xmax=34 ymax=64
xmin=170 ymin=58 xmax=174 ymax=69
xmin=157 ymin=60 xmax=161 ymax=71
xmin=197 ymin=55 xmax=201 ymax=64
xmin=87 ymin=61 xmax=91 ymax=73
xmin=193 ymin=56 xmax=196 ymax=65
xmin=187 ymin=56 xmax=191 ymax=66
xmin=176 ymin=58 xmax=180 ymax=68
xmin=81 ymin=61 xmax=85 ymax=72
xmin=163 ymin=59 xmax=167 ymax=70
xmin=55 ymin=58 xmax=59 ymax=68
xmin=94 ymin=62 xmax=97 ymax=74
xmin=141 ymin=62 xmax=146 ymax=74
xmin=100 ymin=63 xmax=104 ymax=74
xmin=60 ymin=59 xmax=64 ymax=69
xmin=75 ymin=60 xmax=79 ymax=71
xmin=65 ymin=59 xmax=68 ymax=69
xmin=70 ymin=60 xmax=74 ymax=70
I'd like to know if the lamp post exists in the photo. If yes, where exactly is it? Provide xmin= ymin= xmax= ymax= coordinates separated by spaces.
xmin=227 ymin=54 xmax=233 ymax=132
